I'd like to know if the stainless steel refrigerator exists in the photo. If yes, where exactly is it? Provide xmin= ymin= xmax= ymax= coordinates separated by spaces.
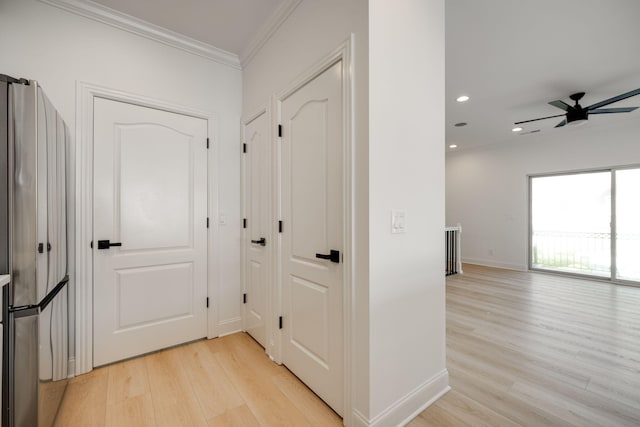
xmin=1 ymin=74 xmax=69 ymax=427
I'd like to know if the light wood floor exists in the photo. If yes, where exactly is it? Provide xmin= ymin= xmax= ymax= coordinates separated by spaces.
xmin=410 ymin=264 xmax=640 ymax=427
xmin=55 ymin=265 xmax=640 ymax=426
xmin=54 ymin=332 xmax=342 ymax=426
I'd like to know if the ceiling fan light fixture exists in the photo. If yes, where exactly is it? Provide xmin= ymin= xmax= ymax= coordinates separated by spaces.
xmin=567 ymin=118 xmax=588 ymax=126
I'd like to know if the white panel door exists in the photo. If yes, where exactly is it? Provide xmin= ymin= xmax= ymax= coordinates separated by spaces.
xmin=280 ymin=60 xmax=344 ymax=415
xmin=93 ymin=98 xmax=208 ymax=366
xmin=243 ymin=111 xmax=269 ymax=348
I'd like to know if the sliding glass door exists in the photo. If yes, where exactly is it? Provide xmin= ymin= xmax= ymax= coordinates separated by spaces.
xmin=615 ymin=169 xmax=640 ymax=281
xmin=530 ymin=167 xmax=640 ymax=284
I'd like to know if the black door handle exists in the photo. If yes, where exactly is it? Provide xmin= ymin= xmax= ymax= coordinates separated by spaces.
xmin=97 ymin=240 xmax=122 ymax=250
xmin=315 ymin=250 xmax=340 ymax=263
xmin=251 ymin=237 xmax=266 ymax=247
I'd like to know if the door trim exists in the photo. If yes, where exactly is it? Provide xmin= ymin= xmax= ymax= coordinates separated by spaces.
xmin=74 ymin=82 xmax=219 ymax=375
xmin=274 ymin=37 xmax=354 ymax=420
xmin=240 ymin=106 xmax=274 ymax=354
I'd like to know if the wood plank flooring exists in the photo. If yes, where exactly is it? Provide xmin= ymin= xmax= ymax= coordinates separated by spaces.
xmin=56 ymin=264 xmax=640 ymax=426
xmin=410 ymin=264 xmax=640 ymax=427
xmin=54 ymin=333 xmax=342 ymax=427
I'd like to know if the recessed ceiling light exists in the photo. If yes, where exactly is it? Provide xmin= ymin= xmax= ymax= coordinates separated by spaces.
xmin=449 ymin=144 xmax=458 ymax=149
xmin=512 ymin=127 xmax=523 ymax=132
xmin=456 ymin=95 xmax=470 ymax=102
xmin=454 ymin=122 xmax=467 ymax=127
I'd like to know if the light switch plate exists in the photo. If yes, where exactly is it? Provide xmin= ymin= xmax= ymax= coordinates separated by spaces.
xmin=391 ymin=210 xmax=406 ymax=234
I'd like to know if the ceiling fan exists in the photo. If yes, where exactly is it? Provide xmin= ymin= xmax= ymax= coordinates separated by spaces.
xmin=515 ymin=88 xmax=640 ymax=128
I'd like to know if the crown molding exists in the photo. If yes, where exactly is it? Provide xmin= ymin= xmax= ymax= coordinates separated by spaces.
xmin=240 ymin=0 xmax=302 ymax=68
xmin=39 ymin=0 xmax=241 ymax=70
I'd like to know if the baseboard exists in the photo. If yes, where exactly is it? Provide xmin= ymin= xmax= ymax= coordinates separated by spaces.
xmin=217 ymin=316 xmax=242 ymax=337
xmin=67 ymin=357 xmax=76 ymax=378
xmin=354 ymin=369 xmax=450 ymax=427
xmin=462 ymin=257 xmax=526 ymax=272
xmin=350 ymin=409 xmax=370 ymax=427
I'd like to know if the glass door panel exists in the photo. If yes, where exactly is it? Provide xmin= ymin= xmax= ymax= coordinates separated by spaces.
xmin=615 ymin=169 xmax=640 ymax=282
xmin=531 ymin=172 xmax=611 ymax=277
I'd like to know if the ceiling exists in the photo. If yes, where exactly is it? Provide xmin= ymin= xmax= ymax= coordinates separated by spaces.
xmin=446 ymin=0 xmax=640 ymax=150
xmin=67 ymin=0 xmax=640 ymax=151
xmin=89 ymin=0 xmax=288 ymax=58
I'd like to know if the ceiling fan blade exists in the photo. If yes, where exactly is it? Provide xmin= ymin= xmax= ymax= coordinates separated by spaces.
xmin=555 ymin=119 xmax=567 ymax=128
xmin=514 ymin=114 xmax=565 ymax=125
xmin=587 ymin=88 xmax=640 ymax=110
xmin=589 ymin=107 xmax=638 ymax=114
xmin=548 ymin=100 xmax=572 ymax=111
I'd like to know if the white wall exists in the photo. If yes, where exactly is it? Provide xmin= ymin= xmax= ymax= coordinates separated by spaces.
xmin=244 ymin=1 xmax=448 ymax=424
xmin=242 ymin=0 xmax=370 ymax=423
xmin=369 ymin=0 xmax=448 ymax=424
xmin=0 ymin=0 xmax=242 ymax=361
xmin=446 ymin=119 xmax=640 ymax=270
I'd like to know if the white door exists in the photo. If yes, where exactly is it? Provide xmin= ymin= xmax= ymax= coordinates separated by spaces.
xmin=280 ymin=60 xmax=344 ymax=415
xmin=243 ymin=111 xmax=269 ymax=348
xmin=93 ymin=98 xmax=208 ymax=367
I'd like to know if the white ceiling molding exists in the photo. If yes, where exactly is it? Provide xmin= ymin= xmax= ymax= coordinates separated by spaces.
xmin=39 ymin=0 xmax=241 ymax=70
xmin=240 ymin=0 xmax=302 ymax=68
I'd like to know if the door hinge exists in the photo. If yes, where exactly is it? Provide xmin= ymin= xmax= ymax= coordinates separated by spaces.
xmin=243 ymin=143 xmax=247 ymax=153
xmin=243 ymin=218 xmax=247 ymax=229
xmin=206 ymin=137 xmax=210 ymax=149
xmin=206 ymin=217 xmax=210 ymax=228
xmin=243 ymin=293 xmax=247 ymax=304
xmin=206 ymin=297 xmax=209 ymax=308
xmin=90 ymin=240 xmax=93 ymax=249
xmin=278 ymin=124 xmax=282 ymax=137
xmin=279 ymin=316 xmax=283 ymax=329
xmin=278 ymin=220 xmax=283 ymax=233
xmin=38 ymin=242 xmax=52 ymax=253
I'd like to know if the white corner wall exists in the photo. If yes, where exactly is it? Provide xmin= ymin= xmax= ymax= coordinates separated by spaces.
xmin=0 ymin=0 xmax=242 ymax=361
xmin=242 ymin=1 xmax=370 ymax=423
xmin=446 ymin=119 xmax=640 ymax=270
xmin=244 ymin=0 xmax=448 ymax=424
xmin=369 ymin=0 xmax=448 ymax=425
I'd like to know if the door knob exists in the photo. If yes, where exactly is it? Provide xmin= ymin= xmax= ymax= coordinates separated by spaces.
xmin=97 ymin=240 xmax=122 ymax=250
xmin=315 ymin=250 xmax=340 ymax=263
xmin=251 ymin=237 xmax=266 ymax=247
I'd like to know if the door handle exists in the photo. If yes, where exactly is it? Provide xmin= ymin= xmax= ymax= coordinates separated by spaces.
xmin=251 ymin=237 xmax=266 ymax=247
xmin=97 ymin=240 xmax=122 ymax=250
xmin=315 ymin=249 xmax=340 ymax=263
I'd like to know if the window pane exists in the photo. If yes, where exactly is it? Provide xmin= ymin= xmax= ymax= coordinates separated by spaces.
xmin=531 ymin=172 xmax=611 ymax=277
xmin=616 ymin=169 xmax=640 ymax=281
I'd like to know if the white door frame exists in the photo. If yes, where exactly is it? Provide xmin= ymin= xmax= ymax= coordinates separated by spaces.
xmin=274 ymin=37 xmax=354 ymax=420
xmin=240 ymin=106 xmax=275 ymax=354
xmin=74 ymin=82 xmax=219 ymax=375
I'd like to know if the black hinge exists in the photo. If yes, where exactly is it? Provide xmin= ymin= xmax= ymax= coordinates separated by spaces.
xmin=278 ymin=124 xmax=282 ymax=137
xmin=243 ymin=293 xmax=247 ymax=304
xmin=90 ymin=240 xmax=93 ymax=249
xmin=279 ymin=316 xmax=283 ymax=329
xmin=37 ymin=242 xmax=52 ymax=253
xmin=206 ymin=217 xmax=210 ymax=228
xmin=278 ymin=220 xmax=283 ymax=233
xmin=243 ymin=143 xmax=247 ymax=153
xmin=206 ymin=297 xmax=209 ymax=308
xmin=206 ymin=137 xmax=210 ymax=149
xmin=243 ymin=218 xmax=247 ymax=229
